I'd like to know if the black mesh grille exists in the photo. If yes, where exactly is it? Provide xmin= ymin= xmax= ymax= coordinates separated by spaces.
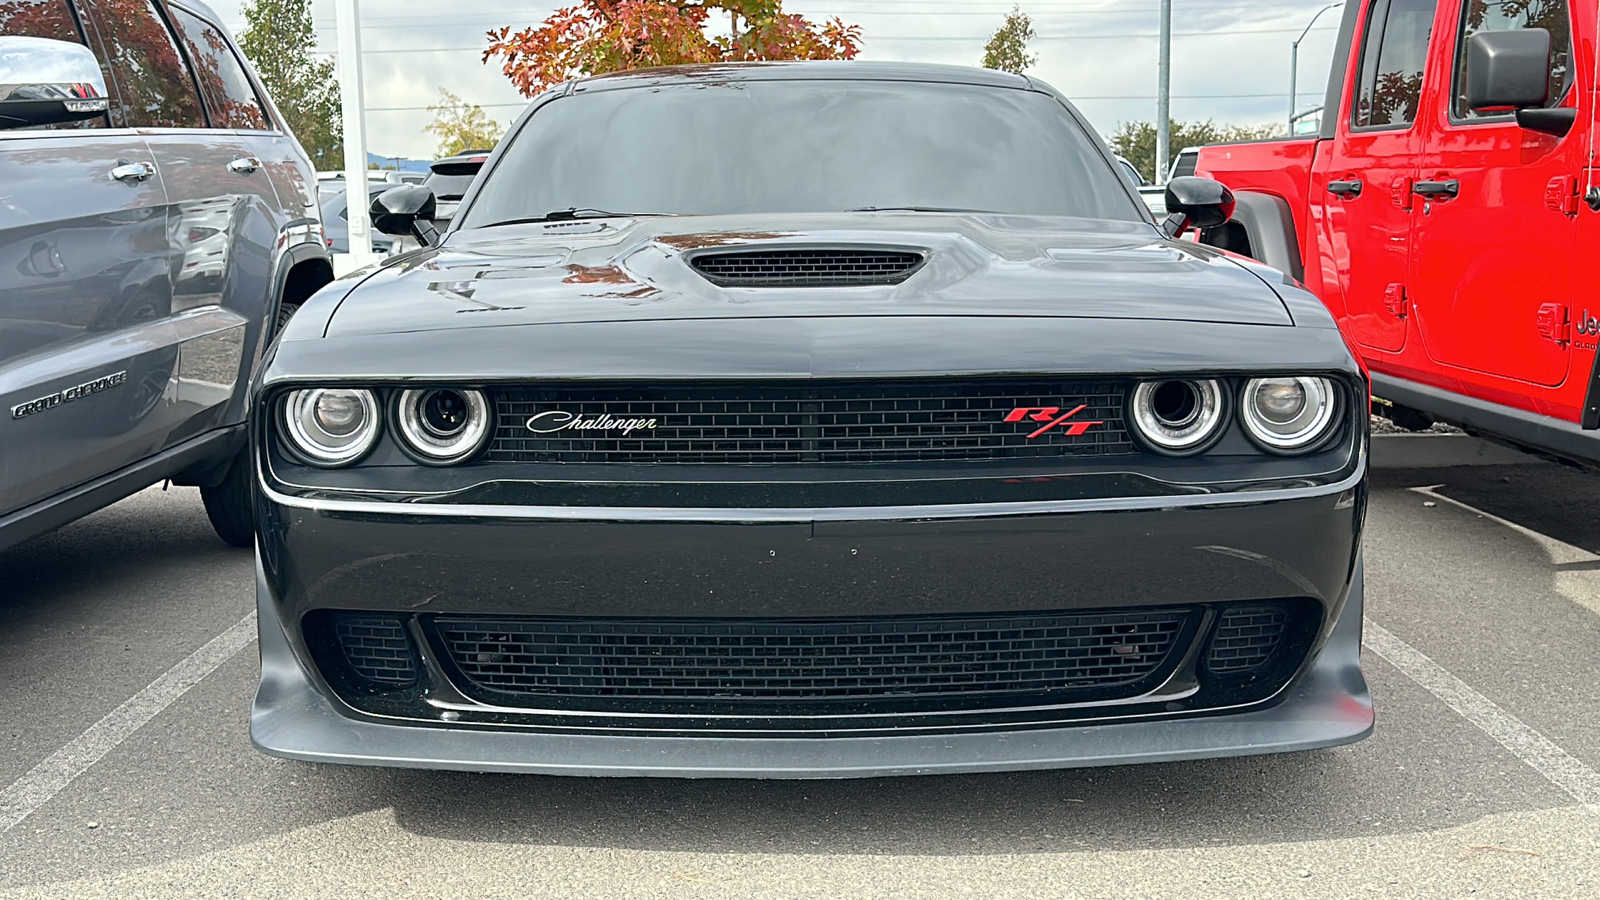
xmin=435 ymin=610 xmax=1189 ymax=707
xmin=486 ymin=380 xmax=1136 ymax=465
xmin=336 ymin=617 xmax=417 ymax=685
xmin=1206 ymin=605 xmax=1288 ymax=673
xmin=690 ymin=249 xmax=924 ymax=287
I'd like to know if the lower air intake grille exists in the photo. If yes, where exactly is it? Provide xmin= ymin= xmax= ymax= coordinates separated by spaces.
xmin=336 ymin=616 xmax=417 ymax=685
xmin=435 ymin=610 xmax=1189 ymax=707
xmin=690 ymin=248 xmax=925 ymax=287
xmin=1206 ymin=605 xmax=1288 ymax=673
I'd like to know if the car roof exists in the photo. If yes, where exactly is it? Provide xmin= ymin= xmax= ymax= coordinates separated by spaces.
xmin=570 ymin=61 xmax=1032 ymax=94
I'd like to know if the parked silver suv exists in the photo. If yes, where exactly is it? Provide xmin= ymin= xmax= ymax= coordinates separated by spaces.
xmin=0 ymin=0 xmax=333 ymax=549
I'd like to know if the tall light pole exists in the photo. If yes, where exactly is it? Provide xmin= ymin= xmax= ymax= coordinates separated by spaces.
xmin=1156 ymin=0 xmax=1171 ymax=184
xmin=1290 ymin=3 xmax=1343 ymax=134
xmin=334 ymin=0 xmax=376 ymax=268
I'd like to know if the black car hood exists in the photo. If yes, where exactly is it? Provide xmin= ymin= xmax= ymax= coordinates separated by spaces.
xmin=322 ymin=213 xmax=1292 ymax=338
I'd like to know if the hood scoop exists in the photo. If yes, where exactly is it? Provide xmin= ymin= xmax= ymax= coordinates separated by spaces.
xmin=688 ymin=247 xmax=927 ymax=288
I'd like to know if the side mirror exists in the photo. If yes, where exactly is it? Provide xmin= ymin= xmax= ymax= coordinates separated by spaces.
xmin=0 ymin=37 xmax=109 ymax=130
xmin=1160 ymin=176 xmax=1235 ymax=238
xmin=1465 ymin=28 xmax=1573 ymax=136
xmin=370 ymin=185 xmax=439 ymax=246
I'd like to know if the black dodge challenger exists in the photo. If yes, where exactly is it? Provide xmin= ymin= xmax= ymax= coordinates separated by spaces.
xmin=251 ymin=62 xmax=1371 ymax=777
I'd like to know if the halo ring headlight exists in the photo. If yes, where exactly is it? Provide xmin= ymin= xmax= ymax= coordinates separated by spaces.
xmin=395 ymin=388 xmax=491 ymax=464
xmin=1241 ymin=376 xmax=1338 ymax=452
xmin=280 ymin=388 xmax=380 ymax=466
xmin=1130 ymin=379 xmax=1226 ymax=455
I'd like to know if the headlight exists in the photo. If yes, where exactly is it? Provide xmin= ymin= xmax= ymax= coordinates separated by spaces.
xmin=1130 ymin=379 xmax=1225 ymax=454
xmin=394 ymin=388 xmax=491 ymax=464
xmin=1241 ymin=376 xmax=1338 ymax=452
xmin=280 ymin=388 xmax=380 ymax=466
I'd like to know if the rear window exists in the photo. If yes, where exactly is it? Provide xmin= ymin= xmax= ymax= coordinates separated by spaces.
xmin=169 ymin=7 xmax=270 ymax=129
xmin=463 ymin=80 xmax=1140 ymax=227
xmin=1352 ymin=0 xmax=1435 ymax=129
xmin=423 ymin=172 xmax=476 ymax=201
xmin=76 ymin=0 xmax=204 ymax=128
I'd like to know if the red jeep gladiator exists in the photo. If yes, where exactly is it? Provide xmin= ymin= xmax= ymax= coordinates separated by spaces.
xmin=1197 ymin=0 xmax=1599 ymax=464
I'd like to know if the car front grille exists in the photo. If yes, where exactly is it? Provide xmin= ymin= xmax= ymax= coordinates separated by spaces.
xmin=433 ymin=609 xmax=1190 ymax=708
xmin=485 ymin=379 xmax=1136 ymax=465
xmin=689 ymin=248 xmax=924 ymax=287
xmin=1205 ymin=605 xmax=1289 ymax=672
xmin=335 ymin=616 xmax=417 ymax=685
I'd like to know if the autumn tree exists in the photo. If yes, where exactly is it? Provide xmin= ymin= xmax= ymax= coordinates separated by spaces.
xmin=981 ymin=6 xmax=1036 ymax=75
xmin=484 ymin=0 xmax=863 ymax=98
xmin=238 ymin=0 xmax=342 ymax=166
xmin=424 ymin=89 xmax=505 ymax=157
xmin=1109 ymin=119 xmax=1281 ymax=184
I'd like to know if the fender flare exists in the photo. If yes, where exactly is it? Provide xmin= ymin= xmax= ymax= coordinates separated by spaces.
xmin=270 ymin=238 xmax=334 ymax=328
xmin=1200 ymin=191 xmax=1304 ymax=284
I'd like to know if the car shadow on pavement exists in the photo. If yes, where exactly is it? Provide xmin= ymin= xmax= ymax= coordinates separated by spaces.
xmin=350 ymin=736 xmax=1551 ymax=856
xmin=0 ymin=485 xmax=241 ymax=620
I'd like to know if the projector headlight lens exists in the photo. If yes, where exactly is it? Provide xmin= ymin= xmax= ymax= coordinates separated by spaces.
xmin=281 ymin=388 xmax=380 ymax=466
xmin=1241 ymin=376 xmax=1338 ymax=452
xmin=395 ymin=388 xmax=491 ymax=464
xmin=1130 ymin=379 xmax=1226 ymax=455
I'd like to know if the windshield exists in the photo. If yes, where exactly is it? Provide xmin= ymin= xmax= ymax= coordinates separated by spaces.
xmin=460 ymin=80 xmax=1141 ymax=227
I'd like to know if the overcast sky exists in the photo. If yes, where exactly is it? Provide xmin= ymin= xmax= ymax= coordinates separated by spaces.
xmin=203 ymin=0 xmax=1348 ymax=162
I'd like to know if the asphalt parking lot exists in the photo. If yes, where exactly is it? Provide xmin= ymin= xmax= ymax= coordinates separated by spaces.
xmin=1 ymin=455 xmax=1598 ymax=898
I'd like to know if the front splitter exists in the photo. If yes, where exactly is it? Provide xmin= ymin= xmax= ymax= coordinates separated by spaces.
xmin=250 ymin=557 xmax=1373 ymax=779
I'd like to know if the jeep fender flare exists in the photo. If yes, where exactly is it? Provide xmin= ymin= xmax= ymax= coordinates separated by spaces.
xmin=1199 ymin=190 xmax=1304 ymax=284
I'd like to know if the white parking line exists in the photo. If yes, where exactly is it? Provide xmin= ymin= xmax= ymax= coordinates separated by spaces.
xmin=1365 ymin=620 xmax=1600 ymax=806
xmin=0 ymin=611 xmax=257 ymax=836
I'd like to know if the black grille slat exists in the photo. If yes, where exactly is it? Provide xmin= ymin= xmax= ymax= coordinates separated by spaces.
xmin=487 ymin=380 xmax=1137 ymax=465
xmin=436 ymin=611 xmax=1189 ymax=705
xmin=336 ymin=617 xmax=417 ymax=685
xmin=1206 ymin=606 xmax=1289 ymax=673
xmin=691 ymin=249 xmax=924 ymax=287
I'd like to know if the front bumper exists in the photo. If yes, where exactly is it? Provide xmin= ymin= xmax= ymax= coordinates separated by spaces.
xmin=251 ymin=474 xmax=1371 ymax=777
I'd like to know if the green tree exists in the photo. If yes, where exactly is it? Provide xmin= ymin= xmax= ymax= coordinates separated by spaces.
xmin=981 ymin=6 xmax=1036 ymax=75
xmin=423 ymin=89 xmax=505 ymax=157
xmin=238 ymin=0 xmax=342 ymax=166
xmin=1108 ymin=119 xmax=1281 ymax=183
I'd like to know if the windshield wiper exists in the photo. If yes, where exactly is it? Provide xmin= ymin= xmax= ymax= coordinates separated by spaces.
xmin=482 ymin=208 xmax=671 ymax=228
xmin=846 ymin=206 xmax=1001 ymax=214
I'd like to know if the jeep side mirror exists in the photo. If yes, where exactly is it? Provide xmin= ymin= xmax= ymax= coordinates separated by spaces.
xmin=0 ymin=36 xmax=109 ymax=130
xmin=1465 ymin=28 xmax=1573 ymax=137
xmin=1161 ymin=176 xmax=1235 ymax=239
xmin=371 ymin=185 xmax=439 ymax=246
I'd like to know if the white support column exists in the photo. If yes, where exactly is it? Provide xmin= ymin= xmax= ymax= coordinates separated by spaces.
xmin=334 ymin=0 xmax=375 ymax=269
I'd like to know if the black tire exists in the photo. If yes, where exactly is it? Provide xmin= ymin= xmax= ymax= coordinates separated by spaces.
xmin=201 ymin=447 xmax=254 ymax=548
xmin=274 ymin=301 xmax=300 ymax=335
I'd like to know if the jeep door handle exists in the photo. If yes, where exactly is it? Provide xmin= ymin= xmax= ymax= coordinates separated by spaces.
xmin=227 ymin=156 xmax=261 ymax=174
xmin=1412 ymin=179 xmax=1460 ymax=199
xmin=1327 ymin=179 xmax=1363 ymax=197
xmin=109 ymin=161 xmax=155 ymax=183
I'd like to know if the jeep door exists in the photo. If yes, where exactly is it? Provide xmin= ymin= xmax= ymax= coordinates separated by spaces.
xmin=0 ymin=0 xmax=183 ymax=521
xmin=77 ymin=0 xmax=275 ymax=444
xmin=1409 ymin=0 xmax=1580 ymax=389
xmin=1319 ymin=0 xmax=1437 ymax=355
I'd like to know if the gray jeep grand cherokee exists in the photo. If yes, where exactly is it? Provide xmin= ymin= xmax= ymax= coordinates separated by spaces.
xmin=0 ymin=0 xmax=332 ymax=550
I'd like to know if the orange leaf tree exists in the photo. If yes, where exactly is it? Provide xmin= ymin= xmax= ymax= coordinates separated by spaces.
xmin=484 ymin=0 xmax=862 ymax=97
